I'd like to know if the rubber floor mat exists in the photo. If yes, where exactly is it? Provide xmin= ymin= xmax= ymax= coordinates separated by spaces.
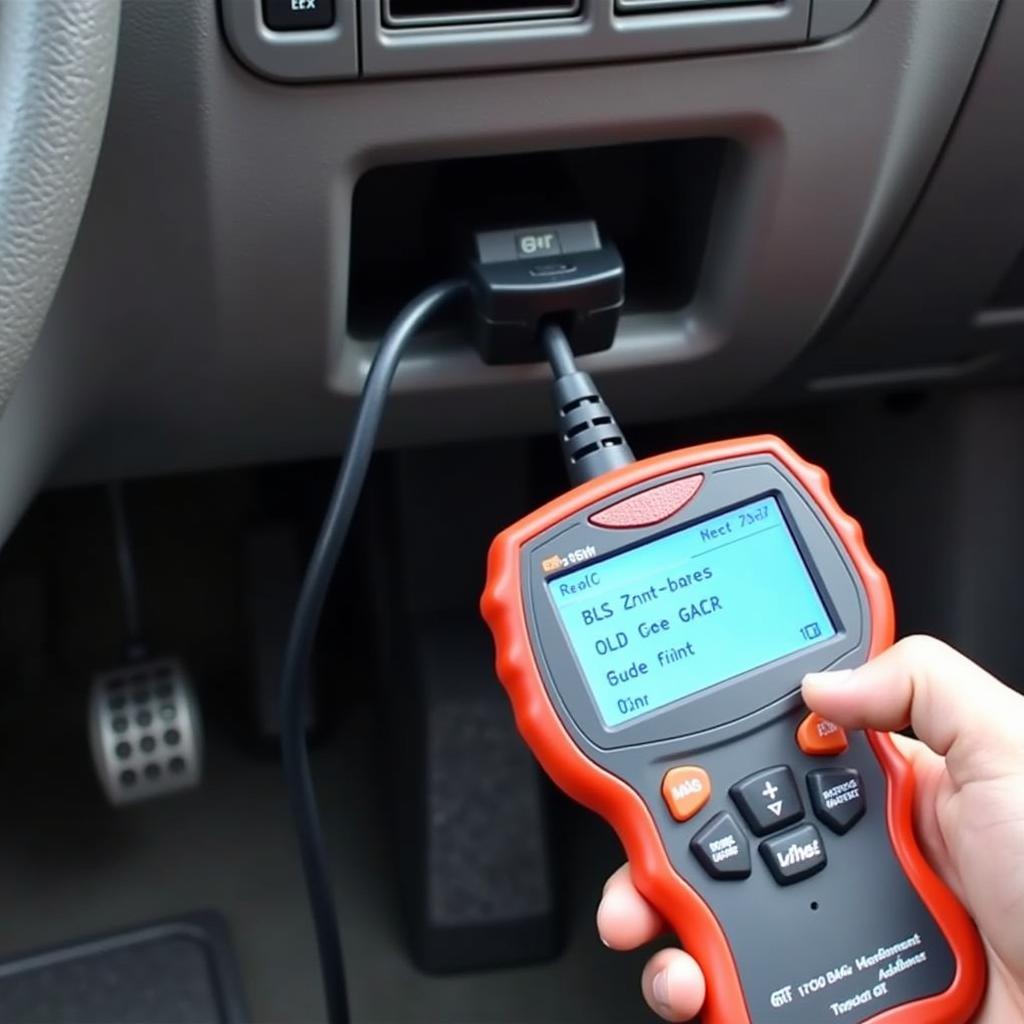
xmin=0 ymin=911 xmax=247 ymax=1023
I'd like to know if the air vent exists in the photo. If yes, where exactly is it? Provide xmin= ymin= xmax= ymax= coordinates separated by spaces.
xmin=383 ymin=0 xmax=580 ymax=28
xmin=616 ymin=0 xmax=761 ymax=11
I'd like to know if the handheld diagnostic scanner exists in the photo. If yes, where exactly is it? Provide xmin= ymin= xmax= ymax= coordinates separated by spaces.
xmin=481 ymin=435 xmax=986 ymax=1024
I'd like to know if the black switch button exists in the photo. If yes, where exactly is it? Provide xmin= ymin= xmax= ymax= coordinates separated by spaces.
xmin=759 ymin=823 xmax=827 ymax=885
xmin=690 ymin=812 xmax=751 ymax=880
xmin=807 ymin=767 xmax=866 ymax=835
xmin=730 ymin=765 xmax=804 ymax=836
xmin=264 ymin=0 xmax=335 ymax=31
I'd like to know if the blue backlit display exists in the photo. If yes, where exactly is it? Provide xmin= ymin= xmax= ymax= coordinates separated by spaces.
xmin=547 ymin=496 xmax=836 ymax=727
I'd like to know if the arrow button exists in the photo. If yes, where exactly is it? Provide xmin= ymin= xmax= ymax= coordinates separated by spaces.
xmin=730 ymin=766 xmax=805 ymax=836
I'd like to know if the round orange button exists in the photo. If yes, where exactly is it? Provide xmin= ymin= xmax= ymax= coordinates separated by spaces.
xmin=797 ymin=712 xmax=849 ymax=756
xmin=661 ymin=765 xmax=711 ymax=822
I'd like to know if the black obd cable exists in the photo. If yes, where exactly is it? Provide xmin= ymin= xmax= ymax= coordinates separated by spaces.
xmin=540 ymin=320 xmax=635 ymax=485
xmin=280 ymin=279 xmax=467 ymax=1024
xmin=281 ymin=221 xmax=633 ymax=1024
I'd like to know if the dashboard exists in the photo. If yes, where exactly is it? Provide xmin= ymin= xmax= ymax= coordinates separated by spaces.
xmin=222 ymin=0 xmax=870 ymax=80
xmin=0 ymin=0 xmax=1023 ymax=543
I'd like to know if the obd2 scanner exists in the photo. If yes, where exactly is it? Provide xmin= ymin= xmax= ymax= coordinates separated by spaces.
xmin=482 ymin=435 xmax=986 ymax=1024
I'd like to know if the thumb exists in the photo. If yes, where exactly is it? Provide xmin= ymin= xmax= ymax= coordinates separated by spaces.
xmin=802 ymin=635 xmax=1024 ymax=786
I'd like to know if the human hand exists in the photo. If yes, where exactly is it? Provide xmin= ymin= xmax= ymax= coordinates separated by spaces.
xmin=596 ymin=637 xmax=1024 ymax=1021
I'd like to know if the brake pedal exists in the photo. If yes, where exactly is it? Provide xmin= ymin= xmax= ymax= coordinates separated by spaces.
xmin=89 ymin=658 xmax=203 ymax=805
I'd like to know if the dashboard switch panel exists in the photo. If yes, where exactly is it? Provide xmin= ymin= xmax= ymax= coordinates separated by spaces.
xmin=361 ymin=0 xmax=811 ymax=77
xmin=222 ymin=0 xmax=875 ymax=81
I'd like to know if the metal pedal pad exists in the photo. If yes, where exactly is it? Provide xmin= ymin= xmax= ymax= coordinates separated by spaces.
xmin=89 ymin=658 xmax=203 ymax=805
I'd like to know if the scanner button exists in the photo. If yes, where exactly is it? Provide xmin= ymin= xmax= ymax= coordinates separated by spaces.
xmin=590 ymin=475 xmax=704 ymax=529
xmin=760 ymin=823 xmax=827 ymax=885
xmin=661 ymin=766 xmax=711 ymax=822
xmin=690 ymin=812 xmax=751 ymax=880
xmin=730 ymin=766 xmax=804 ymax=836
xmin=797 ymin=712 xmax=849 ymax=756
xmin=807 ymin=767 xmax=866 ymax=835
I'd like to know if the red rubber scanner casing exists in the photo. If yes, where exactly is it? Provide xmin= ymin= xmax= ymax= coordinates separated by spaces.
xmin=481 ymin=435 xmax=986 ymax=1024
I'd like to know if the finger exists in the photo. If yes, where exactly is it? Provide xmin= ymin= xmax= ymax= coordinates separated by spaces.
xmin=640 ymin=948 xmax=706 ymax=1022
xmin=889 ymin=730 xmax=948 ymax=786
xmin=802 ymin=636 xmax=1024 ymax=784
xmin=887 ymin=731 xmax=921 ymax=762
xmin=597 ymin=864 xmax=666 ymax=950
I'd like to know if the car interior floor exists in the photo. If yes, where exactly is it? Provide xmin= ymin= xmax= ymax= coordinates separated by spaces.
xmin=0 ymin=690 xmax=652 ymax=1022
xmin=0 ymin=387 xmax=1021 ymax=1022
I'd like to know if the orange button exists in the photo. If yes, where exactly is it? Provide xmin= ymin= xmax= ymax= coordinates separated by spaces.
xmin=797 ymin=712 xmax=849 ymax=756
xmin=661 ymin=766 xmax=711 ymax=822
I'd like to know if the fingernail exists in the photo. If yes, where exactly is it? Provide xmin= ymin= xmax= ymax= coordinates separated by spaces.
xmin=653 ymin=969 xmax=670 ymax=1009
xmin=803 ymin=669 xmax=854 ymax=689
